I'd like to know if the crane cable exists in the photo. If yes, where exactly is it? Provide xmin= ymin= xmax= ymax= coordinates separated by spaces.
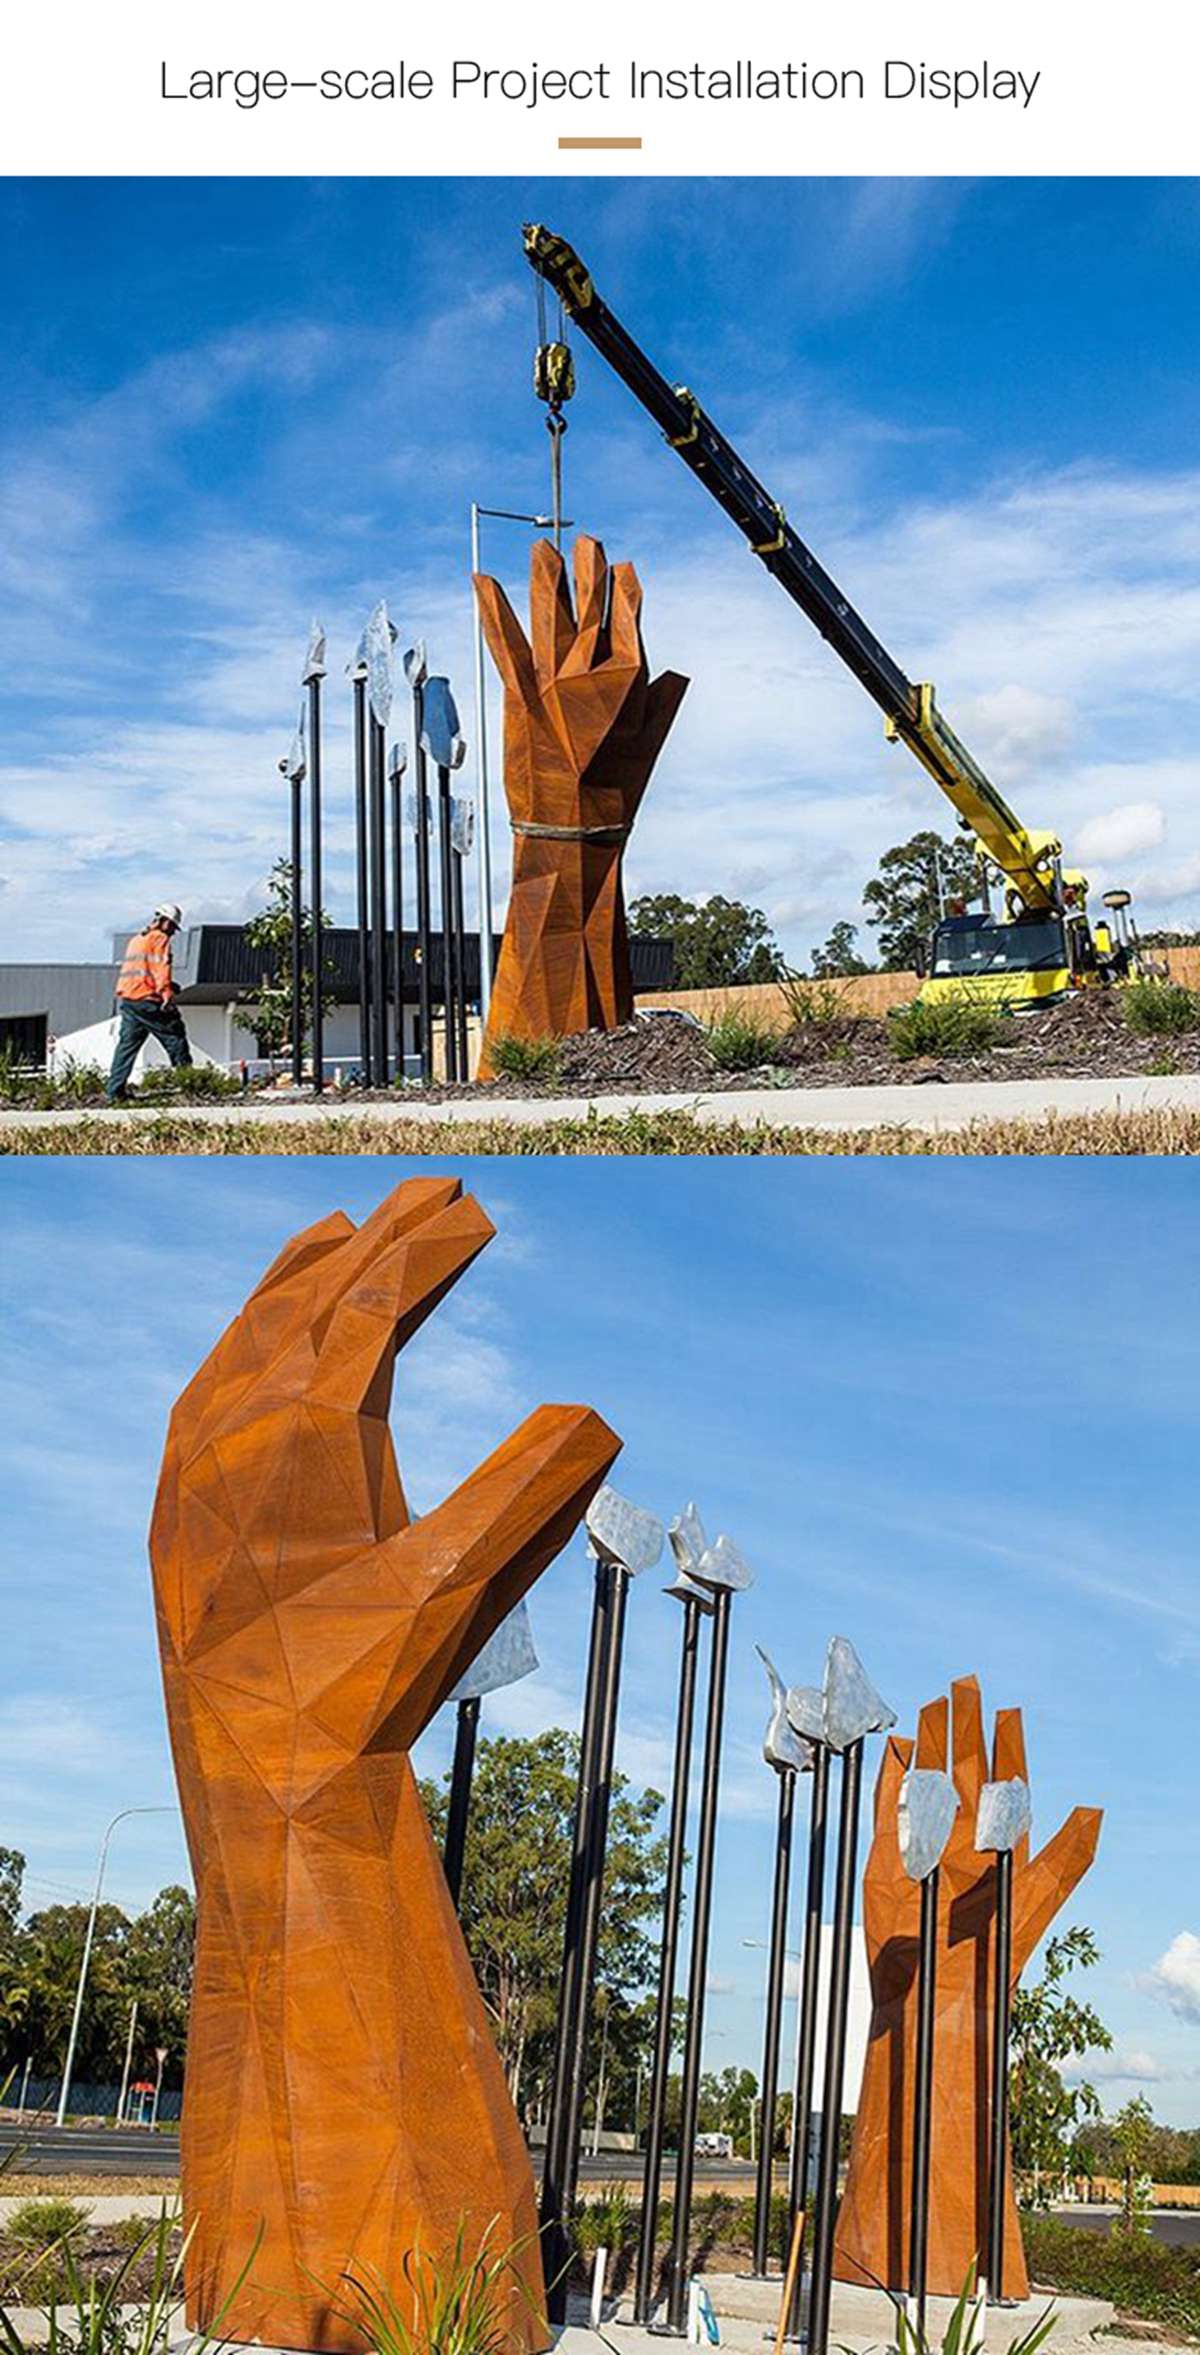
xmin=533 ymin=276 xmax=575 ymax=550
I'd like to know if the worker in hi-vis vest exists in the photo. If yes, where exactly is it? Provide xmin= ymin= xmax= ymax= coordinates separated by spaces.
xmin=106 ymin=901 xmax=194 ymax=1101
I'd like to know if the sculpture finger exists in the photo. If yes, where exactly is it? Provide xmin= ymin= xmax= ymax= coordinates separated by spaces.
xmin=308 ymin=1191 xmax=495 ymax=1416
xmin=606 ymin=559 xmax=647 ymax=678
xmin=869 ymin=1730 xmax=913 ymax=1842
xmin=529 ymin=538 xmax=578 ymax=689
xmin=914 ymin=1693 xmax=949 ymax=1770
xmin=991 ymin=1706 xmax=1031 ymax=1869
xmin=474 ymin=573 xmax=538 ymax=708
xmin=946 ymin=1674 xmax=988 ymax=1861
xmin=277 ymin=1403 xmax=621 ymax=1782
xmin=1013 ymin=1805 xmax=1103 ymax=1973
xmin=572 ymin=534 xmax=610 ymax=643
xmin=307 ymin=1179 xmax=466 ymax=1350
xmin=632 ymin=670 xmax=690 ymax=791
xmin=170 ymin=1212 xmax=356 ymax=1457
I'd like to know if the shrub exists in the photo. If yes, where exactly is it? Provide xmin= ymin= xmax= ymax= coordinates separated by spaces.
xmin=706 ymin=1008 xmax=781 ymax=1071
xmin=889 ymin=994 xmax=1011 ymax=1061
xmin=1024 ymin=2212 xmax=1200 ymax=2336
xmin=137 ymin=1063 xmax=242 ymax=1103
xmin=779 ymin=973 xmax=858 ymax=1029
xmin=484 ymin=1035 xmax=563 ymax=1084
xmin=4 ymin=2199 xmax=90 ymax=2250
xmin=1122 ymin=979 xmax=1200 ymax=1036
xmin=338 ymin=2220 xmax=544 ymax=2355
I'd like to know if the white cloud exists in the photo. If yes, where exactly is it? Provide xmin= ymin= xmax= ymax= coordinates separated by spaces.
xmin=1076 ymin=801 xmax=1166 ymax=864
xmin=1149 ymin=1931 xmax=1200 ymax=2024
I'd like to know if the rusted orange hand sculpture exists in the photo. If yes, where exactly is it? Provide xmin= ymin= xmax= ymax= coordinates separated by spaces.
xmin=149 ymin=1179 xmax=621 ymax=2353
xmin=836 ymin=1676 xmax=1101 ymax=2300
xmin=474 ymin=535 xmax=687 ymax=1077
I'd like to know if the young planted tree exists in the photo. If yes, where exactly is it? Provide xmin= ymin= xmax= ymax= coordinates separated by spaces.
xmin=1009 ymin=1924 xmax=1112 ymax=2206
xmin=241 ymin=858 xmax=333 ymax=1060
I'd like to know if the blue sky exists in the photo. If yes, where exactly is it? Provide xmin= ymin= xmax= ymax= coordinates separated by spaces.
xmin=1 ymin=1155 xmax=1198 ymax=2120
xmin=2 ymin=177 xmax=1200 ymax=964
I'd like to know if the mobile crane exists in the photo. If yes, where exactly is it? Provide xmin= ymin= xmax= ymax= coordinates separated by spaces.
xmin=523 ymin=223 xmax=1142 ymax=1009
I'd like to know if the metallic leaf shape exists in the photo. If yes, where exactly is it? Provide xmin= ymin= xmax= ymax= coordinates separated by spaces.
xmin=404 ymin=640 xmax=428 ymax=690
xmin=669 ymin=1503 xmax=708 ymax=1581
xmin=448 ymin=1601 xmax=538 ymax=1703
xmin=691 ymin=1532 xmax=754 ymax=1595
xmin=898 ymin=1767 xmax=959 ymax=1881
xmin=451 ymin=795 xmax=475 ymax=857
xmin=975 ymin=1777 xmax=1032 ymax=1854
xmin=365 ymin=600 xmax=398 ymax=730
xmin=302 ymin=620 xmax=326 ymax=684
xmin=389 ymin=741 xmax=408 ymax=781
xmin=662 ymin=1571 xmax=714 ymax=1616
xmin=421 ymin=676 xmax=465 ymax=771
xmin=822 ymin=1636 xmax=896 ymax=1753
xmin=785 ymin=1683 xmax=826 ymax=1746
xmin=585 ymin=1483 xmax=664 ymax=1576
xmin=758 ymin=1646 xmax=814 ymax=1775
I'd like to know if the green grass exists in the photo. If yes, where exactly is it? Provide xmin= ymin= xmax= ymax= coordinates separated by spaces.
xmin=8 ymin=1105 xmax=1200 ymax=1155
xmin=779 ymin=973 xmax=860 ymax=1028
xmin=482 ymin=1035 xmax=563 ymax=1083
xmin=0 ymin=1052 xmax=242 ymax=1110
xmin=1122 ymin=979 xmax=1200 ymax=1037
xmin=1024 ymin=2213 xmax=1200 ymax=2338
xmin=705 ymin=1008 xmax=781 ymax=1071
xmin=3 ymin=2199 xmax=91 ymax=2250
xmin=889 ymin=994 xmax=1013 ymax=1061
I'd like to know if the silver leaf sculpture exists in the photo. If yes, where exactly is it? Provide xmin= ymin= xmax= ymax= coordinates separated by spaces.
xmin=691 ymin=1532 xmax=754 ymax=1595
xmin=976 ymin=1777 xmax=1032 ymax=1854
xmin=758 ymin=1647 xmax=814 ymax=1775
xmin=898 ymin=1767 xmax=959 ymax=1881
xmin=448 ymin=1600 xmax=539 ymax=1702
xmin=365 ymin=600 xmax=398 ymax=731
xmin=668 ymin=1502 xmax=708 ymax=1581
xmin=586 ymin=1483 xmax=665 ymax=1576
xmin=302 ymin=619 xmax=327 ymax=684
xmin=823 ymin=1635 xmax=897 ymax=1753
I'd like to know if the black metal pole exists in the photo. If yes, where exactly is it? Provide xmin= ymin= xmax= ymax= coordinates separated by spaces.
xmin=667 ymin=1585 xmax=733 ymax=2333
xmin=443 ymin=1695 xmax=481 ymax=1913
xmin=806 ymin=1739 xmax=864 ymax=2355
xmin=389 ymin=753 xmax=405 ymax=1081
xmin=786 ymin=1740 xmax=830 ymax=2332
xmin=909 ymin=1866 xmax=939 ymax=2333
xmin=451 ymin=841 xmax=470 ymax=1079
xmin=633 ymin=1592 xmax=703 ymax=2326
xmin=436 ymin=763 xmax=457 ymax=1082
xmin=308 ymin=674 xmax=324 ymax=1094
xmin=413 ymin=723 xmax=433 ymax=1088
xmin=353 ymin=674 xmax=371 ymax=1083
xmin=369 ymin=716 xmax=389 ymax=1085
xmin=289 ymin=772 xmax=303 ymax=1086
xmin=555 ymin=1562 xmax=631 ymax=2256
xmin=540 ymin=1560 xmax=614 ymax=2317
xmin=753 ymin=1766 xmax=796 ymax=2276
xmin=986 ymin=1848 xmax=1014 ymax=2301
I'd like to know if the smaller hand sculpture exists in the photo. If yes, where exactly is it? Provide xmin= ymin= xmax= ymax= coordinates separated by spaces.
xmin=150 ymin=1179 xmax=621 ymax=2351
xmin=474 ymin=535 xmax=687 ymax=1071
xmin=835 ymin=1676 xmax=1101 ymax=2300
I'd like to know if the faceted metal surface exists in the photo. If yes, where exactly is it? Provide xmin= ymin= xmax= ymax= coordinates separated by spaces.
xmin=691 ymin=1531 xmax=753 ymax=1594
xmin=388 ymin=741 xmax=408 ymax=781
xmin=449 ymin=1600 xmax=539 ymax=1702
xmin=302 ymin=620 xmax=327 ymax=684
xmin=823 ymin=1635 xmax=896 ymax=1753
xmin=785 ymin=1684 xmax=826 ymax=1747
xmin=668 ymin=1502 xmax=707 ymax=1580
xmin=404 ymin=790 xmax=433 ymax=837
xmin=898 ymin=1767 xmax=959 ymax=1881
xmin=585 ymin=1482 xmax=664 ymax=1576
xmin=975 ymin=1776 xmax=1032 ymax=1854
xmin=404 ymin=640 xmax=428 ymax=690
xmin=422 ymin=677 xmax=467 ymax=771
xmin=365 ymin=601 xmax=398 ymax=730
xmin=452 ymin=795 xmax=475 ymax=856
xmin=284 ymin=705 xmax=306 ymax=784
xmin=757 ymin=1646 xmax=814 ymax=1775
xmin=662 ymin=1571 xmax=714 ymax=1616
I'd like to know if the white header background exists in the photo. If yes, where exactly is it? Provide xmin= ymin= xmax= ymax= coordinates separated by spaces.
xmin=4 ymin=0 xmax=1199 ymax=176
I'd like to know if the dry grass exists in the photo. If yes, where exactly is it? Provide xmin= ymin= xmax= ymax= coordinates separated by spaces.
xmin=0 ymin=2175 xmax=179 ymax=2197
xmin=4 ymin=1106 xmax=1200 ymax=1155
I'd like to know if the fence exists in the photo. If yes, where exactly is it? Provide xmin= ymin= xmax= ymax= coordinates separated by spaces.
xmin=7 ymin=2077 xmax=182 ymax=2124
xmin=637 ymin=948 xmax=1200 ymax=1036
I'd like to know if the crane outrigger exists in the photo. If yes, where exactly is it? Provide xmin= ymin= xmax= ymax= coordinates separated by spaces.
xmin=523 ymin=222 xmax=1142 ymax=1007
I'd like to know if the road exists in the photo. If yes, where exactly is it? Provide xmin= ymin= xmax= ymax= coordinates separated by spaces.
xmin=4 ymin=1071 xmax=1200 ymax=1141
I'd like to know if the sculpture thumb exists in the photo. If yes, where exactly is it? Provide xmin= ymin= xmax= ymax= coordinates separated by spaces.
xmin=1013 ymin=1804 xmax=1103 ymax=1972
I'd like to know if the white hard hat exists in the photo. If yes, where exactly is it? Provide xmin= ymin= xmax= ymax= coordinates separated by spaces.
xmin=153 ymin=901 xmax=183 ymax=927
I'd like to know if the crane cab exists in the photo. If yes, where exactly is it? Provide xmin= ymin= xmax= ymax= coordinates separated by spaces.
xmin=920 ymin=887 xmax=1136 ymax=1012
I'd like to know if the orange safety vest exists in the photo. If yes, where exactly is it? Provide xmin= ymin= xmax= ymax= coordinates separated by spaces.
xmin=116 ymin=925 xmax=175 ymax=1004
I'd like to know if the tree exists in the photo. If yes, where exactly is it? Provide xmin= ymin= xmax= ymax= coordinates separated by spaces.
xmin=1009 ymin=1925 xmax=1112 ymax=2206
xmin=0 ymin=1849 xmax=23 ymax=1945
xmin=811 ymin=921 xmax=871 ymax=978
xmin=241 ymin=859 xmax=332 ymax=1059
xmin=0 ymin=1879 xmax=195 ymax=2090
xmin=861 ymin=830 xmax=978 ymax=971
xmin=1113 ymin=2094 xmax=1155 ymax=2234
xmin=419 ymin=1729 xmax=669 ymax=2121
xmin=123 ymin=1884 xmax=195 ymax=2066
xmin=698 ymin=2064 xmax=759 ymax=2157
xmin=628 ymin=893 xmax=784 ymax=988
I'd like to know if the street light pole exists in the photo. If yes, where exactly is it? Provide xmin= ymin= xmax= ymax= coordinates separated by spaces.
xmin=303 ymin=623 xmax=326 ymax=1094
xmin=56 ymin=1807 xmax=175 ymax=2129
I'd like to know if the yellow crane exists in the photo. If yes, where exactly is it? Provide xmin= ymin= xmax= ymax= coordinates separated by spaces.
xmin=523 ymin=223 xmax=1144 ymax=1008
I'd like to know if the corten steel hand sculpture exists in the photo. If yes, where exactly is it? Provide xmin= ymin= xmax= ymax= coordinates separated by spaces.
xmin=149 ymin=1178 xmax=621 ymax=2353
xmin=835 ymin=1677 xmax=1101 ymax=2301
xmin=473 ymin=535 xmax=687 ymax=1077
